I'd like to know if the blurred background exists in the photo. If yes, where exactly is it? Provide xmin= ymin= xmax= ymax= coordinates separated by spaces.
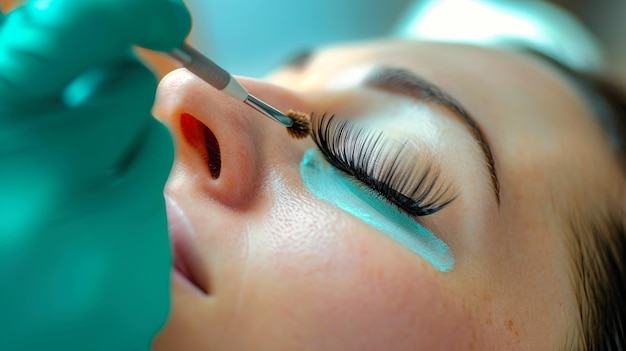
xmin=549 ymin=0 xmax=625 ymax=81
xmin=182 ymin=0 xmax=624 ymax=81
xmin=1 ymin=0 xmax=623 ymax=82
xmin=183 ymin=0 xmax=414 ymax=77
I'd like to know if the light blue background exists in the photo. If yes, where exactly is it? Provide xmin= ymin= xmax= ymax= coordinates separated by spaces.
xmin=185 ymin=0 xmax=415 ymax=77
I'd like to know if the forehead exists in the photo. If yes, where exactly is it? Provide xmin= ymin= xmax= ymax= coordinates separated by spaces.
xmin=303 ymin=40 xmax=608 ymax=157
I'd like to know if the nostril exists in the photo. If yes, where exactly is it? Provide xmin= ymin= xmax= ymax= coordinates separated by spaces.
xmin=180 ymin=113 xmax=222 ymax=179
xmin=203 ymin=125 xmax=221 ymax=179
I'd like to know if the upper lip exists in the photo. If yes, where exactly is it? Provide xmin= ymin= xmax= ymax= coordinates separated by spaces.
xmin=165 ymin=194 xmax=211 ymax=295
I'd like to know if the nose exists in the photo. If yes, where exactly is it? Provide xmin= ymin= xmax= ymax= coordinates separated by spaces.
xmin=153 ymin=68 xmax=310 ymax=208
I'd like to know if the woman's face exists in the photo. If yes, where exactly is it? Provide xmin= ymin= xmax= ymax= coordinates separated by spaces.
xmin=152 ymin=40 xmax=622 ymax=350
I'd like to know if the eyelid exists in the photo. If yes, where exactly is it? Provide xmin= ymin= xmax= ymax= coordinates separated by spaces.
xmin=363 ymin=66 xmax=500 ymax=205
xmin=310 ymin=113 xmax=457 ymax=216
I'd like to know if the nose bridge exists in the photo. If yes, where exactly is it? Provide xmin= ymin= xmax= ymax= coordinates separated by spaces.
xmin=154 ymin=69 xmax=308 ymax=208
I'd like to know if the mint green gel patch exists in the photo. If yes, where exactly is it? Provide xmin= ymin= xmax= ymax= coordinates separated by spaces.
xmin=300 ymin=149 xmax=454 ymax=272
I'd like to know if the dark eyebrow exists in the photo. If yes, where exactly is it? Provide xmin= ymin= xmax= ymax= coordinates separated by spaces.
xmin=363 ymin=67 xmax=501 ymax=204
xmin=280 ymin=49 xmax=315 ymax=70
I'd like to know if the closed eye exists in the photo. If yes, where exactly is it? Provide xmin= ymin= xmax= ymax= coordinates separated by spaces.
xmin=310 ymin=113 xmax=456 ymax=216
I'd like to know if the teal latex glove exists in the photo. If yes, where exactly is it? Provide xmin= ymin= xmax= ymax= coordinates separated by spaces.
xmin=0 ymin=1 xmax=191 ymax=350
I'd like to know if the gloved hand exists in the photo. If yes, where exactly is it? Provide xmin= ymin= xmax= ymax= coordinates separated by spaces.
xmin=0 ymin=1 xmax=191 ymax=350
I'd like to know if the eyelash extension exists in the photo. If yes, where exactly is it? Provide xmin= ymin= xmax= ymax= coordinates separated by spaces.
xmin=310 ymin=113 xmax=456 ymax=216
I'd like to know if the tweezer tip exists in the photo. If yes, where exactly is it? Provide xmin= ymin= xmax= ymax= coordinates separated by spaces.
xmin=244 ymin=95 xmax=292 ymax=127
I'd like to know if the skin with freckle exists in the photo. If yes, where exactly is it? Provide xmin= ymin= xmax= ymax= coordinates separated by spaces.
xmin=151 ymin=40 xmax=625 ymax=350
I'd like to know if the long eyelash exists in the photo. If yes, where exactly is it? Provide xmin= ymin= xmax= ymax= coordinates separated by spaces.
xmin=310 ymin=113 xmax=456 ymax=216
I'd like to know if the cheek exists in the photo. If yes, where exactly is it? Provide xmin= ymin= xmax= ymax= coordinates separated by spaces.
xmin=237 ymin=190 xmax=484 ymax=350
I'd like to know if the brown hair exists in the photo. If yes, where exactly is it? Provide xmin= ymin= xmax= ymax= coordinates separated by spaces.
xmin=523 ymin=48 xmax=625 ymax=350
xmin=567 ymin=75 xmax=626 ymax=350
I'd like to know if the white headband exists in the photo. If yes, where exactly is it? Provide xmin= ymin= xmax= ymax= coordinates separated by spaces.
xmin=393 ymin=0 xmax=605 ymax=73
